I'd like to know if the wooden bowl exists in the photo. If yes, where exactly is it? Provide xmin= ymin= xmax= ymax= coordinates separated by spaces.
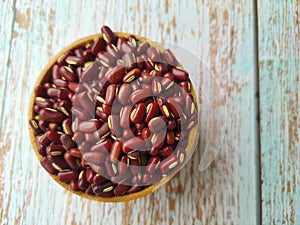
xmin=28 ymin=32 xmax=199 ymax=202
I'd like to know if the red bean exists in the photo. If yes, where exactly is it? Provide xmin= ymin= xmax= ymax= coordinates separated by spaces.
xmin=83 ymin=151 xmax=106 ymax=165
xmin=122 ymin=137 xmax=144 ymax=153
xmin=113 ymin=184 xmax=129 ymax=196
xmin=171 ymin=67 xmax=189 ymax=81
xmin=146 ymin=156 xmax=160 ymax=174
xmin=130 ymin=89 xmax=151 ymax=104
xmin=69 ymin=148 xmax=82 ymax=158
xmin=46 ymin=155 xmax=70 ymax=171
xmin=123 ymin=68 xmax=140 ymax=83
xmin=64 ymin=152 xmax=81 ymax=170
xmin=81 ymin=62 xmax=99 ymax=82
xmin=69 ymin=180 xmax=80 ymax=191
xmin=147 ymin=46 xmax=160 ymax=62
xmin=151 ymin=129 xmax=166 ymax=148
xmin=166 ymin=130 xmax=175 ymax=145
xmin=130 ymin=103 xmax=146 ymax=123
xmin=101 ymin=25 xmax=117 ymax=44
xmin=118 ymin=155 xmax=128 ymax=175
xmin=148 ymin=116 xmax=167 ymax=133
xmin=120 ymin=106 xmax=132 ymax=128
xmin=60 ymin=134 xmax=76 ymax=150
xmin=145 ymin=102 xmax=160 ymax=123
xmin=92 ymin=38 xmax=106 ymax=55
xmin=40 ymin=108 xmax=65 ymax=123
xmin=78 ymin=120 xmax=100 ymax=132
xmin=46 ymin=145 xmax=65 ymax=156
xmin=105 ymin=84 xmax=117 ymax=105
xmin=78 ymin=171 xmax=89 ymax=190
xmin=160 ymin=154 xmax=178 ymax=174
xmin=162 ymin=49 xmax=177 ymax=66
xmin=59 ymin=66 xmax=77 ymax=82
xmin=159 ymin=146 xmax=173 ymax=157
xmin=106 ymin=65 xmax=126 ymax=84
xmin=41 ymin=156 xmax=57 ymax=175
xmin=166 ymin=98 xmax=182 ymax=119
xmin=58 ymin=170 xmax=78 ymax=183
xmin=110 ymin=140 xmax=122 ymax=163
xmin=118 ymin=83 xmax=132 ymax=104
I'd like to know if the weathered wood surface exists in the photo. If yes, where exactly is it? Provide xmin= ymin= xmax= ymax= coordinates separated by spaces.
xmin=258 ymin=1 xmax=300 ymax=224
xmin=0 ymin=0 xmax=259 ymax=224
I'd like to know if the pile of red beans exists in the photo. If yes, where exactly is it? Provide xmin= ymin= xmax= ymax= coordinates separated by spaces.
xmin=29 ymin=26 xmax=197 ymax=197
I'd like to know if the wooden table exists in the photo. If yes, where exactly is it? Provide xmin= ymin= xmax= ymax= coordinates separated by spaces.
xmin=0 ymin=1 xmax=299 ymax=224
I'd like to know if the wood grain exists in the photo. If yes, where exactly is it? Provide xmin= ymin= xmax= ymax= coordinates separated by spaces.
xmin=0 ymin=0 xmax=259 ymax=224
xmin=258 ymin=1 xmax=300 ymax=224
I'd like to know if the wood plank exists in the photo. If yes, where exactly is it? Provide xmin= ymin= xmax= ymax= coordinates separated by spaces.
xmin=258 ymin=1 xmax=300 ymax=224
xmin=0 ymin=0 xmax=259 ymax=224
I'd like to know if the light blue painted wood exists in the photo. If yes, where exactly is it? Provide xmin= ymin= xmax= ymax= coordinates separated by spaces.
xmin=258 ymin=1 xmax=300 ymax=224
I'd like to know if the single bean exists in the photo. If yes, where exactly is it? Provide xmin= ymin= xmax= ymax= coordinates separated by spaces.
xmin=78 ymin=171 xmax=89 ymax=190
xmin=149 ymin=116 xmax=167 ymax=134
xmin=123 ymin=68 xmax=140 ymax=83
xmin=72 ymin=131 xmax=85 ymax=144
xmin=64 ymin=152 xmax=81 ymax=170
xmin=94 ymin=122 xmax=110 ymax=140
xmin=145 ymin=102 xmax=160 ymax=123
xmin=160 ymin=154 xmax=178 ymax=174
xmin=122 ymin=137 xmax=144 ymax=154
xmin=146 ymin=156 xmax=160 ymax=174
xmin=41 ymin=156 xmax=57 ymax=175
xmin=60 ymin=133 xmax=76 ymax=150
xmin=97 ymin=51 xmax=116 ymax=67
xmin=142 ymin=128 xmax=151 ymax=139
xmin=148 ymin=147 xmax=159 ymax=156
xmin=46 ymin=155 xmax=70 ymax=171
xmin=162 ymin=49 xmax=177 ymax=66
xmin=151 ymin=129 xmax=166 ymax=148
xmin=38 ymin=120 xmax=48 ymax=132
xmin=105 ymin=159 xmax=118 ymax=177
xmin=146 ymin=46 xmax=160 ymax=62
xmin=116 ymin=37 xmax=127 ymax=52
xmin=101 ymin=25 xmax=117 ymax=44
xmin=46 ymin=129 xmax=61 ymax=144
xmin=118 ymin=155 xmax=128 ymax=175
xmin=69 ymin=148 xmax=82 ymax=158
xmin=159 ymin=146 xmax=173 ymax=158
xmin=106 ymin=65 xmax=126 ymax=84
xmin=83 ymin=150 xmax=106 ymax=165
xmin=81 ymin=62 xmax=99 ymax=82
xmin=62 ymin=118 xmax=73 ymax=136
xmin=91 ymin=38 xmax=106 ymax=55
xmin=29 ymin=119 xmax=42 ymax=135
xmin=39 ymin=133 xmax=51 ymax=146
xmin=167 ymin=119 xmax=176 ymax=130
xmin=57 ymin=50 xmax=73 ymax=66
xmin=93 ymin=174 xmax=106 ymax=185
xmin=113 ymin=184 xmax=129 ymax=196
xmin=117 ymin=83 xmax=132 ymax=104
xmin=85 ymin=185 xmax=94 ymax=195
xmin=46 ymin=145 xmax=65 ymax=156
xmin=127 ymin=185 xmax=142 ymax=194
xmin=121 ymin=42 xmax=134 ymax=54
xmin=91 ymin=139 xmax=112 ymax=152
xmin=96 ymin=108 xmax=109 ymax=122
xmin=65 ymin=55 xmax=81 ymax=66
xmin=130 ymin=103 xmax=146 ymax=124
xmin=40 ymin=108 xmax=65 ymax=123
xmin=166 ymin=98 xmax=182 ymax=119
xmin=105 ymin=84 xmax=117 ymax=105
xmin=151 ymin=78 xmax=162 ymax=95
xmin=120 ymin=106 xmax=132 ymax=128
xmin=106 ymin=44 xmax=120 ymax=58
xmin=130 ymin=89 xmax=151 ymax=104
xmin=90 ymin=164 xmax=105 ymax=174
xmin=59 ymin=66 xmax=77 ymax=82
xmin=77 ymin=91 xmax=94 ymax=113
xmin=35 ymin=97 xmax=54 ymax=109
xmin=155 ymin=63 xmax=168 ymax=74
xmin=69 ymin=180 xmax=80 ymax=191
xmin=78 ymin=120 xmax=101 ymax=132
xmin=110 ymin=140 xmax=122 ymax=163
xmin=102 ymin=104 xmax=112 ymax=115
xmin=130 ymin=158 xmax=141 ymax=174
xmin=57 ymin=100 xmax=71 ymax=116
xmin=122 ymin=53 xmax=136 ymax=70
xmin=157 ymin=97 xmax=171 ymax=118
xmin=52 ymin=64 xmax=61 ymax=80
xmin=93 ymin=181 xmax=115 ymax=194
xmin=58 ymin=170 xmax=78 ymax=183
xmin=171 ymin=67 xmax=189 ymax=81
xmin=166 ymin=130 xmax=175 ymax=145
xmin=136 ymin=42 xmax=150 ymax=55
